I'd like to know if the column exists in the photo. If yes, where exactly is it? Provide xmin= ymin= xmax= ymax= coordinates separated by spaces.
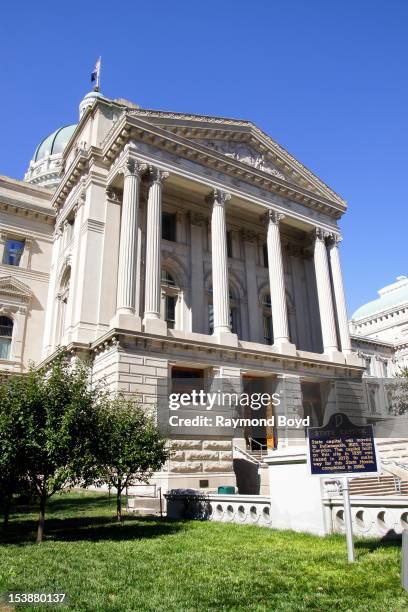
xmin=328 ymin=234 xmax=352 ymax=355
xmin=190 ymin=213 xmax=207 ymax=333
xmin=143 ymin=166 xmax=169 ymax=334
xmin=42 ymin=227 xmax=62 ymax=357
xmin=207 ymin=189 xmax=235 ymax=341
xmin=313 ymin=228 xmax=339 ymax=355
xmin=266 ymin=211 xmax=295 ymax=353
xmin=112 ymin=158 xmax=145 ymax=331
xmin=242 ymin=230 xmax=260 ymax=342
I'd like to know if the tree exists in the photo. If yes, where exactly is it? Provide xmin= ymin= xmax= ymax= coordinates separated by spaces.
xmin=0 ymin=352 xmax=103 ymax=542
xmin=391 ymin=367 xmax=408 ymax=415
xmin=94 ymin=396 xmax=170 ymax=522
xmin=0 ymin=373 xmax=31 ymax=530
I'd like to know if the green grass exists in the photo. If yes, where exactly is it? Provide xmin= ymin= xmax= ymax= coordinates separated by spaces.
xmin=0 ymin=492 xmax=407 ymax=611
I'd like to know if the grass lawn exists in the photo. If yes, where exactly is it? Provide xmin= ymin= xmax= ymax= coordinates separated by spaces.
xmin=0 ymin=492 xmax=407 ymax=611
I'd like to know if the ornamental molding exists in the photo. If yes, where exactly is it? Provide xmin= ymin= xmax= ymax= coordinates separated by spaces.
xmin=191 ymin=139 xmax=286 ymax=180
xmin=0 ymin=276 xmax=32 ymax=304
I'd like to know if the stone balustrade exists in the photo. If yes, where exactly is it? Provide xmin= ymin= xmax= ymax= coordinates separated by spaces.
xmin=323 ymin=495 xmax=408 ymax=538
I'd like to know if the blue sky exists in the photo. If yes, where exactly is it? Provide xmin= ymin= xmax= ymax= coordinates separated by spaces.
xmin=0 ymin=1 xmax=406 ymax=314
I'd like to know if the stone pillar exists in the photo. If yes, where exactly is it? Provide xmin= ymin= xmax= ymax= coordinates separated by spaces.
xmin=242 ymin=230 xmax=260 ymax=342
xmin=207 ymin=189 xmax=237 ymax=346
xmin=328 ymin=234 xmax=352 ymax=355
xmin=190 ymin=213 xmax=207 ymax=333
xmin=143 ymin=166 xmax=169 ymax=334
xmin=112 ymin=158 xmax=145 ymax=331
xmin=313 ymin=228 xmax=341 ymax=358
xmin=42 ymin=227 xmax=62 ymax=356
xmin=265 ymin=211 xmax=296 ymax=354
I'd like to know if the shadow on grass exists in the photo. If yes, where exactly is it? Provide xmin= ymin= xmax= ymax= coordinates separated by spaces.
xmin=1 ymin=515 xmax=185 ymax=546
xmin=355 ymin=533 xmax=402 ymax=553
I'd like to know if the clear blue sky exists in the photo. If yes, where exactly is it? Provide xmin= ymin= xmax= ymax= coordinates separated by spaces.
xmin=0 ymin=1 xmax=406 ymax=315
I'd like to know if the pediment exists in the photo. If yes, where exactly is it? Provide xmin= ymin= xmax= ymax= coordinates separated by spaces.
xmin=128 ymin=109 xmax=346 ymax=207
xmin=0 ymin=276 xmax=32 ymax=302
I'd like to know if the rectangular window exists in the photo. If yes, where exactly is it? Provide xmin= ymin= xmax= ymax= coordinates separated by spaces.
xmin=165 ymin=295 xmax=176 ymax=329
xmin=3 ymin=239 xmax=25 ymax=266
xmin=263 ymin=315 xmax=273 ymax=344
xmin=162 ymin=212 xmax=176 ymax=242
xmin=226 ymin=231 xmax=233 ymax=258
xmin=263 ymin=244 xmax=268 ymax=268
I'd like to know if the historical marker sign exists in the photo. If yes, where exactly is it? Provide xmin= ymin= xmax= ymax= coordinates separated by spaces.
xmin=307 ymin=412 xmax=379 ymax=477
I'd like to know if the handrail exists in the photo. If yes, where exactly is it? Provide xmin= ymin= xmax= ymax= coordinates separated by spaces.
xmin=233 ymin=444 xmax=262 ymax=465
xmin=248 ymin=437 xmax=267 ymax=458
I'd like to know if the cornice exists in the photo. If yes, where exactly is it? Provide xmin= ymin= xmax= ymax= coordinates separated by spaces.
xmin=0 ymin=198 xmax=55 ymax=225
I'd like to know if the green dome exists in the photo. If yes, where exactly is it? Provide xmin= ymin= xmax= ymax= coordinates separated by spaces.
xmin=352 ymin=276 xmax=408 ymax=321
xmin=33 ymin=124 xmax=77 ymax=162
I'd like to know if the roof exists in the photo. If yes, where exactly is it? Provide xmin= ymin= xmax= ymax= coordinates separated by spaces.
xmin=33 ymin=124 xmax=77 ymax=162
xmin=352 ymin=276 xmax=408 ymax=321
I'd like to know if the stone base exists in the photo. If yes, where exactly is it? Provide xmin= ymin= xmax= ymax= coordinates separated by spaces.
xmin=274 ymin=340 xmax=297 ymax=356
xmin=325 ymin=350 xmax=346 ymax=364
xmin=110 ymin=312 xmax=142 ymax=332
xmin=346 ymin=352 xmax=365 ymax=367
xmin=214 ymin=331 xmax=239 ymax=347
xmin=143 ymin=317 xmax=168 ymax=335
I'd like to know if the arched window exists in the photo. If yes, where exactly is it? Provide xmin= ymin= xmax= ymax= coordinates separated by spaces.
xmin=56 ymin=267 xmax=71 ymax=344
xmin=207 ymin=287 xmax=241 ymax=336
xmin=0 ymin=316 xmax=13 ymax=359
xmin=261 ymin=293 xmax=273 ymax=345
xmin=161 ymin=269 xmax=178 ymax=329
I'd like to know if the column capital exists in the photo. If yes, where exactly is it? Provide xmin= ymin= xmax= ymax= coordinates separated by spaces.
xmin=123 ymin=158 xmax=147 ymax=178
xmin=190 ymin=212 xmax=208 ymax=227
xmin=205 ymin=188 xmax=231 ymax=206
xmin=314 ymin=227 xmax=332 ymax=242
xmin=105 ymin=185 xmax=121 ymax=202
xmin=147 ymin=165 xmax=169 ymax=185
xmin=241 ymin=229 xmax=258 ymax=243
xmin=327 ymin=232 xmax=342 ymax=247
xmin=260 ymin=209 xmax=285 ymax=226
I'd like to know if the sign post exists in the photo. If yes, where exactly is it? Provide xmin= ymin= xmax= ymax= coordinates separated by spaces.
xmin=307 ymin=412 xmax=379 ymax=563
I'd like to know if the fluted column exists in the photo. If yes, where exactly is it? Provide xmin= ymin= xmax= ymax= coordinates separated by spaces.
xmin=115 ymin=159 xmax=145 ymax=325
xmin=143 ymin=166 xmax=169 ymax=333
xmin=208 ymin=189 xmax=232 ymax=335
xmin=265 ymin=211 xmax=293 ymax=350
xmin=313 ymin=228 xmax=338 ymax=354
xmin=328 ymin=234 xmax=352 ymax=354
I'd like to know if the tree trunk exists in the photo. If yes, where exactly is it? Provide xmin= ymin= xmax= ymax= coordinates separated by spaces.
xmin=36 ymin=493 xmax=46 ymax=543
xmin=116 ymin=481 xmax=122 ymax=523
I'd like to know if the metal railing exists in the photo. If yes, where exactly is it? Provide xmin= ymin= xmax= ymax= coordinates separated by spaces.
xmin=247 ymin=437 xmax=268 ymax=459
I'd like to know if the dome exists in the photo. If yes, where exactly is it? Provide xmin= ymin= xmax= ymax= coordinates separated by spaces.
xmin=352 ymin=276 xmax=408 ymax=321
xmin=24 ymin=123 xmax=77 ymax=190
xmin=33 ymin=124 xmax=77 ymax=163
xmin=79 ymin=90 xmax=106 ymax=117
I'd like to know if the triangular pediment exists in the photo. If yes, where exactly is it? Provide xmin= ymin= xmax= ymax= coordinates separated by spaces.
xmin=0 ymin=276 xmax=32 ymax=302
xmin=128 ymin=109 xmax=346 ymax=207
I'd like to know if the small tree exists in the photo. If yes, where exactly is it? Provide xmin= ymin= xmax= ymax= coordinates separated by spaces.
xmin=0 ymin=374 xmax=31 ymax=530
xmin=95 ymin=396 xmax=169 ymax=521
xmin=391 ymin=368 xmax=408 ymax=415
xmin=0 ymin=352 xmax=103 ymax=542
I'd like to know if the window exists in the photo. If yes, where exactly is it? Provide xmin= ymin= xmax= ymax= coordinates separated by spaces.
xmin=0 ymin=316 xmax=13 ymax=359
xmin=3 ymin=239 xmax=25 ymax=266
xmin=263 ymin=244 xmax=268 ymax=268
xmin=161 ymin=269 xmax=176 ymax=287
xmin=230 ymin=306 xmax=239 ymax=334
xmin=162 ymin=212 xmax=176 ymax=242
xmin=165 ymin=295 xmax=176 ymax=329
xmin=262 ymin=293 xmax=273 ymax=344
xmin=208 ymin=303 xmax=214 ymax=334
xmin=226 ymin=231 xmax=233 ymax=258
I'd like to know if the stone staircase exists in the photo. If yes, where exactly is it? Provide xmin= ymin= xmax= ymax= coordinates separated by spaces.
xmin=349 ymin=474 xmax=408 ymax=496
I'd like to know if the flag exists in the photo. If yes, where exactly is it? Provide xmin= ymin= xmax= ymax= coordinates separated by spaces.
xmin=91 ymin=57 xmax=101 ymax=88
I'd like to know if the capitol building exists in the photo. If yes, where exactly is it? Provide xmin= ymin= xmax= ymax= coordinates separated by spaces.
xmin=1 ymin=88 xmax=407 ymax=491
